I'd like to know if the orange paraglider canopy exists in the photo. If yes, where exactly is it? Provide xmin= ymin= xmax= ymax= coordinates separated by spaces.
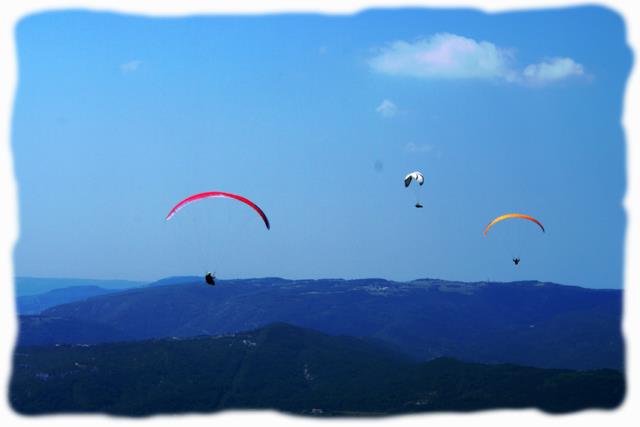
xmin=484 ymin=213 xmax=545 ymax=236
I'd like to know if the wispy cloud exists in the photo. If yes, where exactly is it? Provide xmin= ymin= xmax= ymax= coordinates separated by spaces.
xmin=369 ymin=33 xmax=585 ymax=85
xmin=404 ymin=142 xmax=433 ymax=153
xmin=522 ymin=57 xmax=584 ymax=84
xmin=376 ymin=99 xmax=398 ymax=118
xmin=120 ymin=60 xmax=142 ymax=74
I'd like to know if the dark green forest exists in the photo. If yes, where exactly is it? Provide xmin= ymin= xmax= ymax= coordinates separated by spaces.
xmin=11 ymin=323 xmax=624 ymax=416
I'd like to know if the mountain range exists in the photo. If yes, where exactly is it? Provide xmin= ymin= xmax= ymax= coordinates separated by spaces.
xmin=17 ymin=276 xmax=623 ymax=370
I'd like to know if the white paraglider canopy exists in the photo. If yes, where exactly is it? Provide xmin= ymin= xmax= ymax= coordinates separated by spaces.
xmin=404 ymin=171 xmax=424 ymax=187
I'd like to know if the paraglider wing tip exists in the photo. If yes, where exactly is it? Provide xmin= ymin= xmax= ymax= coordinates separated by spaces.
xmin=257 ymin=210 xmax=270 ymax=230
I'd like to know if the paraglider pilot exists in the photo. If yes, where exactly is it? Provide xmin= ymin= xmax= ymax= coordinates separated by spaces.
xmin=205 ymin=272 xmax=216 ymax=286
xmin=512 ymin=258 xmax=521 ymax=266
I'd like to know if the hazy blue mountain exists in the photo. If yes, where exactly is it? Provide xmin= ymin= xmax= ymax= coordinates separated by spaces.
xmin=16 ymin=286 xmax=121 ymax=314
xmin=14 ymin=276 xmax=203 ymax=315
xmin=29 ymin=277 xmax=623 ymax=370
xmin=15 ymin=277 xmax=144 ymax=297
xmin=145 ymin=276 xmax=202 ymax=287
xmin=10 ymin=323 xmax=624 ymax=416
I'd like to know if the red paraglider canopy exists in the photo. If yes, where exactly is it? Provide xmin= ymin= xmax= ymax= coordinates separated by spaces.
xmin=165 ymin=191 xmax=270 ymax=230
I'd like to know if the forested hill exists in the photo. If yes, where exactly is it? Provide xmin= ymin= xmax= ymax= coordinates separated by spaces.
xmin=11 ymin=323 xmax=624 ymax=416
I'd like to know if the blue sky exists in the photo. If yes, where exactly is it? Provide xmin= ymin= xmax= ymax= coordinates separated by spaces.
xmin=11 ymin=7 xmax=630 ymax=288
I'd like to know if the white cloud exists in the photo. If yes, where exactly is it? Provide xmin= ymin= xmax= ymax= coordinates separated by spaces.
xmin=376 ymin=99 xmax=398 ymax=118
xmin=404 ymin=142 xmax=433 ymax=153
xmin=522 ymin=57 xmax=584 ymax=84
xmin=369 ymin=33 xmax=515 ymax=81
xmin=120 ymin=60 xmax=142 ymax=73
xmin=369 ymin=33 xmax=585 ymax=85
